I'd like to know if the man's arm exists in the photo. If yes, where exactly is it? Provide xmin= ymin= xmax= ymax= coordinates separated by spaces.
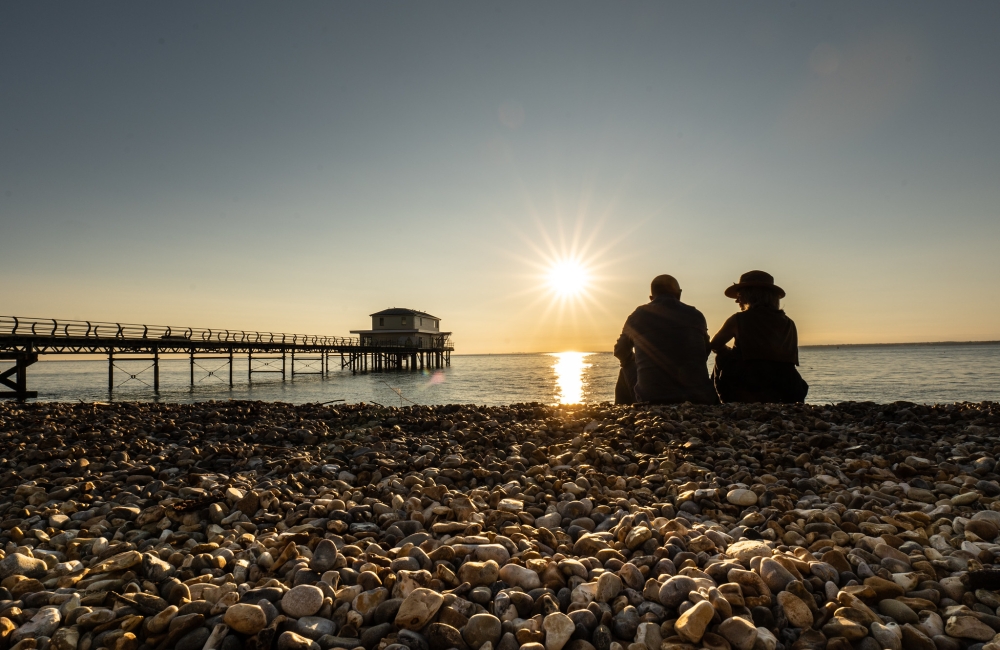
xmin=613 ymin=322 xmax=635 ymax=366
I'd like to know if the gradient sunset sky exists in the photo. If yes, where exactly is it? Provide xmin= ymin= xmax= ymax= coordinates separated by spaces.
xmin=2 ymin=2 xmax=999 ymax=353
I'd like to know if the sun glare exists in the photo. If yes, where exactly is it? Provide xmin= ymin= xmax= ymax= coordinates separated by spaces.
xmin=547 ymin=259 xmax=590 ymax=298
xmin=551 ymin=351 xmax=591 ymax=404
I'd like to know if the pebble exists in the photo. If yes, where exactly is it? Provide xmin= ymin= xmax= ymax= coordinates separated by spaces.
xmin=727 ymin=488 xmax=758 ymax=506
xmin=277 ymin=630 xmax=320 ymax=650
xmin=944 ymin=614 xmax=996 ymax=641
xmin=878 ymin=598 xmax=919 ymax=623
xmin=394 ymin=588 xmax=443 ymax=630
xmin=223 ymin=603 xmax=268 ymax=635
xmin=870 ymin=621 xmax=902 ymax=650
xmin=776 ymin=591 xmax=813 ymax=629
xmin=676 ymin=600 xmax=715 ymax=643
xmin=0 ymin=400 xmax=996 ymax=650
xmin=281 ymin=585 xmax=324 ymax=618
xmin=718 ymin=617 xmax=757 ymax=650
xmin=462 ymin=613 xmax=501 ymax=650
xmin=542 ymin=612 xmax=575 ymax=650
xmin=0 ymin=552 xmax=47 ymax=579
xmin=497 ymin=563 xmax=541 ymax=590
xmin=595 ymin=571 xmax=622 ymax=602
xmin=294 ymin=616 xmax=334 ymax=639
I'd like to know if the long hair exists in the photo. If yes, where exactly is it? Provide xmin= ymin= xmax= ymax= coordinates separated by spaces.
xmin=737 ymin=286 xmax=781 ymax=311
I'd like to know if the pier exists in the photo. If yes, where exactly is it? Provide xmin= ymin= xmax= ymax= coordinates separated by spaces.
xmin=0 ymin=316 xmax=452 ymax=400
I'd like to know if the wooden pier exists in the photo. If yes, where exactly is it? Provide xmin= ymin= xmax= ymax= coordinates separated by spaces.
xmin=0 ymin=316 xmax=452 ymax=400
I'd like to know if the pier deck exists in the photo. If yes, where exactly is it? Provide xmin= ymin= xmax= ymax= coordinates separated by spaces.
xmin=0 ymin=316 xmax=452 ymax=399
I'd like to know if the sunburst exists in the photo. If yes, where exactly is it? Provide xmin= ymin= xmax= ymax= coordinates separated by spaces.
xmin=499 ymin=210 xmax=638 ymax=350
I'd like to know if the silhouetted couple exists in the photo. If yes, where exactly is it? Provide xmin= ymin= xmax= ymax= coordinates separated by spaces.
xmin=614 ymin=271 xmax=808 ymax=405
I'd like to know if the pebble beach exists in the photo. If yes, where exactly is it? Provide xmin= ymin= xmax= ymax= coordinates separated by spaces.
xmin=1 ymin=399 xmax=1000 ymax=650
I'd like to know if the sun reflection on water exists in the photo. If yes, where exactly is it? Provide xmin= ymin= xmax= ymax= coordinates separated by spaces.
xmin=550 ymin=352 xmax=592 ymax=404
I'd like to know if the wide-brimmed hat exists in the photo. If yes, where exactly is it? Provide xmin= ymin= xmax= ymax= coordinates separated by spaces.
xmin=724 ymin=270 xmax=785 ymax=299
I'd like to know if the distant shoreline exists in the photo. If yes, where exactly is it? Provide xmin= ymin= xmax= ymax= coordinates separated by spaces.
xmin=461 ymin=340 xmax=1000 ymax=354
xmin=801 ymin=340 xmax=1000 ymax=349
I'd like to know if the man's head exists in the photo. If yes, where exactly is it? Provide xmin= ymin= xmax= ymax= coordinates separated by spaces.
xmin=650 ymin=274 xmax=682 ymax=300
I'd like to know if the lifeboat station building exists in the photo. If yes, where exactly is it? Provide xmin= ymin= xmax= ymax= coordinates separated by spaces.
xmin=349 ymin=308 xmax=452 ymax=371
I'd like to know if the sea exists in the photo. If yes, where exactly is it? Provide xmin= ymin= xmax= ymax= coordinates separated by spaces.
xmin=8 ymin=343 xmax=1000 ymax=407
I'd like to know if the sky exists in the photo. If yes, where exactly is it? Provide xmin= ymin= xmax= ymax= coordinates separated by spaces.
xmin=2 ymin=1 xmax=999 ymax=354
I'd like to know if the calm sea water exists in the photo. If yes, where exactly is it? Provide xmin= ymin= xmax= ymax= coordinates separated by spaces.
xmin=6 ymin=344 xmax=999 ymax=406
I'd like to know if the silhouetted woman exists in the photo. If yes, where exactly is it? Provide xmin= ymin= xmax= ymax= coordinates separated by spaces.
xmin=710 ymin=271 xmax=808 ymax=403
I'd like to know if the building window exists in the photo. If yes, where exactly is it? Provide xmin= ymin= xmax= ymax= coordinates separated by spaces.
xmin=379 ymin=317 xmax=384 ymax=326
xmin=401 ymin=316 xmax=407 ymax=325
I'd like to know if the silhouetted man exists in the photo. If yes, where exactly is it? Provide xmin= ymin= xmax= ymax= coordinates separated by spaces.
xmin=613 ymin=275 xmax=719 ymax=405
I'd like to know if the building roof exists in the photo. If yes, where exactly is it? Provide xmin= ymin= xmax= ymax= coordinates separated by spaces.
xmin=370 ymin=308 xmax=440 ymax=319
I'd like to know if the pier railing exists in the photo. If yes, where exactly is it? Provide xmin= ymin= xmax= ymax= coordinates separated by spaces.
xmin=0 ymin=316 xmax=360 ymax=347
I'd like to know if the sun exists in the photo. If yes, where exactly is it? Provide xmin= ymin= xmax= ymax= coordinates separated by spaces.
xmin=546 ymin=259 xmax=590 ymax=298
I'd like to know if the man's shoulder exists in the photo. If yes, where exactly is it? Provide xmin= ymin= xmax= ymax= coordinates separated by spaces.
xmin=626 ymin=303 xmax=652 ymax=319
xmin=631 ymin=299 xmax=706 ymax=325
xmin=676 ymin=301 xmax=708 ymax=321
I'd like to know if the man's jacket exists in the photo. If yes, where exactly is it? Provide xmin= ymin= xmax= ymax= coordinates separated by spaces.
xmin=614 ymin=295 xmax=719 ymax=404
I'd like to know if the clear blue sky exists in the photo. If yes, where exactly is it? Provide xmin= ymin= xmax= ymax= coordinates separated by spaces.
xmin=2 ymin=2 xmax=999 ymax=352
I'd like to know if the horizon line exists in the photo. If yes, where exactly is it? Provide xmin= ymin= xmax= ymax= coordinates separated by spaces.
xmin=27 ymin=338 xmax=1000 ymax=361
xmin=454 ymin=339 xmax=1000 ymax=354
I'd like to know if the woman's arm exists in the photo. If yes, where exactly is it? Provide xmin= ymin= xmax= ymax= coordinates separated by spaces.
xmin=710 ymin=314 xmax=739 ymax=353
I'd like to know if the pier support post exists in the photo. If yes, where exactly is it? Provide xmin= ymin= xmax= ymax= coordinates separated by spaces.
xmin=229 ymin=350 xmax=233 ymax=388
xmin=0 ymin=352 xmax=38 ymax=400
xmin=189 ymin=351 xmax=195 ymax=387
xmin=282 ymin=352 xmax=286 ymax=381
xmin=108 ymin=351 xmax=114 ymax=393
xmin=153 ymin=349 xmax=159 ymax=392
xmin=291 ymin=349 xmax=295 ymax=378
xmin=248 ymin=352 xmax=253 ymax=383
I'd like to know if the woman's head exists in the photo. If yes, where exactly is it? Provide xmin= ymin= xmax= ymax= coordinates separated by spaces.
xmin=736 ymin=286 xmax=781 ymax=311
xmin=725 ymin=270 xmax=785 ymax=310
